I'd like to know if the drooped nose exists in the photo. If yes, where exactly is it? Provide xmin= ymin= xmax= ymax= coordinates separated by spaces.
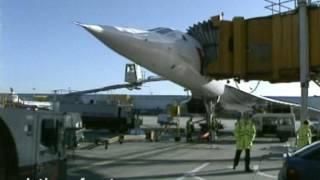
xmin=76 ymin=22 xmax=149 ymax=63
xmin=77 ymin=23 xmax=129 ymax=50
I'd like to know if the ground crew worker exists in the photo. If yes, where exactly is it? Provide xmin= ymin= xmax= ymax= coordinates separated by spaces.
xmin=186 ymin=117 xmax=193 ymax=142
xmin=118 ymin=125 xmax=125 ymax=144
xmin=233 ymin=112 xmax=256 ymax=172
xmin=297 ymin=120 xmax=312 ymax=148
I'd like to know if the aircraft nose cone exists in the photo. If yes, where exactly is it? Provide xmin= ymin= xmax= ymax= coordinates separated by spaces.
xmin=76 ymin=22 xmax=105 ymax=34
xmin=76 ymin=22 xmax=146 ymax=62
xmin=76 ymin=23 xmax=122 ymax=46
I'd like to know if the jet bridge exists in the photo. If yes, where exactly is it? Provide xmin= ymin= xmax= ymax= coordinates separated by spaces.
xmin=187 ymin=5 xmax=320 ymax=83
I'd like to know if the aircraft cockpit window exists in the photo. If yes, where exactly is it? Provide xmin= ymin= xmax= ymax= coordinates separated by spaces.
xmin=149 ymin=27 xmax=173 ymax=34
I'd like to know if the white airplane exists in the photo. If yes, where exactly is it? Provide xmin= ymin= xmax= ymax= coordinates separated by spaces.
xmin=8 ymin=88 xmax=53 ymax=110
xmin=76 ymin=22 xmax=320 ymax=121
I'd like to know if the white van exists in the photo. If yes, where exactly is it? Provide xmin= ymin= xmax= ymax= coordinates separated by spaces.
xmin=252 ymin=113 xmax=296 ymax=142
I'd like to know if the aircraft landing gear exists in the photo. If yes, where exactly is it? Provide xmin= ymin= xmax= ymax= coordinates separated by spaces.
xmin=203 ymin=97 xmax=220 ymax=143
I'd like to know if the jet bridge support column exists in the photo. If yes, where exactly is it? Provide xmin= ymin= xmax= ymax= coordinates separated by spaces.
xmin=298 ymin=0 xmax=310 ymax=121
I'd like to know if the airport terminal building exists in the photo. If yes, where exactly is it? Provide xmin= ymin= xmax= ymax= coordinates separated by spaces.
xmin=1 ymin=93 xmax=320 ymax=115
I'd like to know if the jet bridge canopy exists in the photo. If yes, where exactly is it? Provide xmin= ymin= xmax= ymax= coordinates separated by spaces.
xmin=187 ymin=6 xmax=320 ymax=83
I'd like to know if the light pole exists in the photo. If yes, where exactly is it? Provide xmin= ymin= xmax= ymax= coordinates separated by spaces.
xmin=298 ymin=0 xmax=309 ymax=121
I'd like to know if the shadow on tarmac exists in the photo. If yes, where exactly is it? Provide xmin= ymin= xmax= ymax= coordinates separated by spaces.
xmin=69 ymin=156 xmax=270 ymax=169
xmin=68 ymin=138 xmax=285 ymax=179
xmin=212 ymin=139 xmax=284 ymax=145
xmin=69 ymin=143 xmax=184 ymax=163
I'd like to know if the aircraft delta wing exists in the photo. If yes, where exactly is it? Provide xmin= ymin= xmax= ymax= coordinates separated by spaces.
xmin=221 ymin=85 xmax=320 ymax=120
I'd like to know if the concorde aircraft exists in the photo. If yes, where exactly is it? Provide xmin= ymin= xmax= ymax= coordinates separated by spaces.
xmin=76 ymin=22 xmax=320 ymax=122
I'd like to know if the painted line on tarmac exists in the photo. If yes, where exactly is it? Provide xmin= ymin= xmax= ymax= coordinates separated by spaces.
xmin=253 ymin=165 xmax=259 ymax=170
xmin=256 ymin=171 xmax=277 ymax=179
xmin=189 ymin=163 xmax=210 ymax=173
xmin=176 ymin=162 xmax=210 ymax=180
xmin=193 ymin=176 xmax=206 ymax=180
xmin=254 ymin=165 xmax=277 ymax=179
xmin=227 ymin=164 xmax=260 ymax=170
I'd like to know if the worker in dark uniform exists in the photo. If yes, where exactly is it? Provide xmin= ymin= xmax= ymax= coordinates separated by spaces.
xmin=186 ymin=117 xmax=194 ymax=142
xmin=233 ymin=112 xmax=256 ymax=172
xmin=118 ymin=125 xmax=125 ymax=144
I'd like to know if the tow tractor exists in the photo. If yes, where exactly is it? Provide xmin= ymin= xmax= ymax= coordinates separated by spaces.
xmin=0 ymin=92 xmax=80 ymax=180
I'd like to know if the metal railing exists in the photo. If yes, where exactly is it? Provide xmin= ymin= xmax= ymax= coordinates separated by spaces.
xmin=265 ymin=0 xmax=320 ymax=14
xmin=264 ymin=0 xmax=297 ymax=14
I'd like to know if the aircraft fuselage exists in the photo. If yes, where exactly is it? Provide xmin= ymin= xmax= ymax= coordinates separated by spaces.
xmin=78 ymin=24 xmax=225 ymax=98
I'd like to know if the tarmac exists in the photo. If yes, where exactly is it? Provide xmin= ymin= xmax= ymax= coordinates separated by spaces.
xmin=67 ymin=135 xmax=292 ymax=180
xmin=67 ymin=116 xmax=294 ymax=180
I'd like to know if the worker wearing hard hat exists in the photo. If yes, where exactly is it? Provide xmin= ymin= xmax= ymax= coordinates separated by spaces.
xmin=297 ymin=120 xmax=312 ymax=148
xmin=233 ymin=112 xmax=256 ymax=172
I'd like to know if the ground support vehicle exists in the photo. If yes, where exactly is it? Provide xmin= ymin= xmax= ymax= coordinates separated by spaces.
xmin=0 ymin=106 xmax=73 ymax=180
xmin=252 ymin=113 xmax=296 ymax=142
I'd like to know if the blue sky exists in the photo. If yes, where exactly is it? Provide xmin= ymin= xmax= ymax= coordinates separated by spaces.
xmin=1 ymin=0 xmax=319 ymax=96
